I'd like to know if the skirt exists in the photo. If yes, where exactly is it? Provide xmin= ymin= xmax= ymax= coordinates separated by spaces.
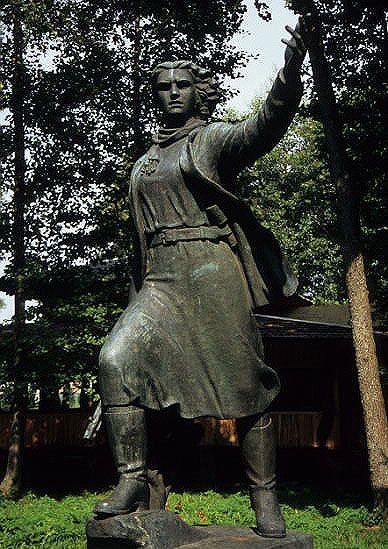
xmin=101 ymin=239 xmax=280 ymax=419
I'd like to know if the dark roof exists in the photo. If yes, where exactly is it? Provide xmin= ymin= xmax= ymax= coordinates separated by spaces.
xmin=1 ymin=313 xmax=386 ymax=343
xmin=256 ymin=314 xmax=388 ymax=340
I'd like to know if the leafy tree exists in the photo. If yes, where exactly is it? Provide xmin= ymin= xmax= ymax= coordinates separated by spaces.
xmin=311 ymin=1 xmax=387 ymax=327
xmin=295 ymin=1 xmax=387 ymax=325
xmin=287 ymin=0 xmax=387 ymax=508
xmin=1 ymin=0 xmax=252 ymax=313
xmin=230 ymin=0 xmax=388 ymax=504
xmin=12 ymin=0 xmax=250 ymax=272
xmin=0 ymin=0 xmax=31 ymax=498
xmin=0 ymin=0 xmax=262 ymax=495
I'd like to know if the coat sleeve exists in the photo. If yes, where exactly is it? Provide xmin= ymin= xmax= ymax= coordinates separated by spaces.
xmin=194 ymin=69 xmax=303 ymax=180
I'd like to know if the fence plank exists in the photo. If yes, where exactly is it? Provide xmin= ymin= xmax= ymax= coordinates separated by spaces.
xmin=0 ymin=411 xmax=340 ymax=450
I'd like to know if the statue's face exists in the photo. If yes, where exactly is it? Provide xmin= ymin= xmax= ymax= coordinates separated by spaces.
xmin=155 ymin=68 xmax=197 ymax=120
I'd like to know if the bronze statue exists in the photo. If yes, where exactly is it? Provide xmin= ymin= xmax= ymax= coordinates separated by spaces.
xmin=95 ymin=21 xmax=307 ymax=539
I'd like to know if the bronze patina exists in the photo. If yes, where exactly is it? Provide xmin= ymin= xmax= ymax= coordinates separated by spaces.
xmin=95 ymin=20 xmax=307 ymax=539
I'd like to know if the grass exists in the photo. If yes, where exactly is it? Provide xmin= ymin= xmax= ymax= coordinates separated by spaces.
xmin=0 ymin=486 xmax=386 ymax=548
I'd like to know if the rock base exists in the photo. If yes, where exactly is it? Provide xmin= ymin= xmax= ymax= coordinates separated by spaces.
xmin=86 ymin=511 xmax=313 ymax=548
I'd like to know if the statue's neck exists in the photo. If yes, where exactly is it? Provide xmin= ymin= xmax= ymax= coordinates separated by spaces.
xmin=163 ymin=115 xmax=201 ymax=130
xmin=153 ymin=116 xmax=206 ymax=147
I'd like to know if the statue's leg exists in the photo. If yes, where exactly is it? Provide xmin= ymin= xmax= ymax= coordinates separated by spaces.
xmin=94 ymin=342 xmax=149 ymax=517
xmin=94 ymin=405 xmax=149 ymax=516
xmin=237 ymin=413 xmax=286 ymax=538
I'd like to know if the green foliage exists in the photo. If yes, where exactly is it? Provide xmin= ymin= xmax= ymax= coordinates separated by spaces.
xmin=0 ymin=491 xmax=100 ymax=548
xmin=0 ymin=0 xmax=254 ymax=406
xmin=0 ymin=261 xmax=130 ymax=408
xmin=0 ymin=488 xmax=386 ymax=548
xmin=168 ymin=490 xmax=254 ymax=527
xmin=288 ymin=0 xmax=387 ymax=325
xmin=1 ymin=0 xmax=252 ymax=270
xmin=226 ymin=1 xmax=387 ymax=322
xmin=358 ymin=504 xmax=386 ymax=528
xmin=168 ymin=488 xmax=387 ymax=548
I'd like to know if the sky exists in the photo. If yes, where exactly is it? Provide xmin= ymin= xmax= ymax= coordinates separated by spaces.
xmin=0 ymin=0 xmax=297 ymax=322
xmin=226 ymin=1 xmax=298 ymax=111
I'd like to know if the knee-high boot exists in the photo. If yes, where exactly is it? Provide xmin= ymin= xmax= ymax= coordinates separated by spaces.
xmin=94 ymin=406 xmax=150 ymax=517
xmin=238 ymin=413 xmax=286 ymax=538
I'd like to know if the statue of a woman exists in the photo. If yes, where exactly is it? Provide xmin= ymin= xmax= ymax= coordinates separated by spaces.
xmin=95 ymin=21 xmax=307 ymax=538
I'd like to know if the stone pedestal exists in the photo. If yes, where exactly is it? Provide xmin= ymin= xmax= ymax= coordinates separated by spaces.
xmin=86 ymin=511 xmax=313 ymax=549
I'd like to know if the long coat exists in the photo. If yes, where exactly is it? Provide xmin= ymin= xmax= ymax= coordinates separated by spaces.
xmin=98 ymin=69 xmax=303 ymax=418
xmin=128 ymin=69 xmax=302 ymax=309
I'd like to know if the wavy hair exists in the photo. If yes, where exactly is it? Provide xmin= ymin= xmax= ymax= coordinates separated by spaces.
xmin=152 ymin=60 xmax=220 ymax=119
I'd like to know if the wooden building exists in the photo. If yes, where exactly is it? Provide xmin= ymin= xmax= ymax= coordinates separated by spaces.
xmin=1 ymin=307 xmax=386 ymax=450
xmin=0 ymin=306 xmax=387 ymax=488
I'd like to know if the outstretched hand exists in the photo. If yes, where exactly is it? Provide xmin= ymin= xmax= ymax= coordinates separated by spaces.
xmin=281 ymin=17 xmax=307 ymax=78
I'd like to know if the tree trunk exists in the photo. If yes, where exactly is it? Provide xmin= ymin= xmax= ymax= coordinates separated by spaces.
xmin=291 ymin=0 xmax=387 ymax=506
xmin=131 ymin=13 xmax=144 ymax=157
xmin=0 ymin=5 xmax=27 ymax=499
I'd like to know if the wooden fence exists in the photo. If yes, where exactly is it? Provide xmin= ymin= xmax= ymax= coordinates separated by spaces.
xmin=0 ymin=410 xmax=340 ymax=450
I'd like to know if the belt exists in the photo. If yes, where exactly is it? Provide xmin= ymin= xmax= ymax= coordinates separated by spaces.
xmin=150 ymin=225 xmax=236 ymax=248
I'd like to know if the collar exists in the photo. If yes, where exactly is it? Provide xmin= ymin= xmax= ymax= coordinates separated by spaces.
xmin=152 ymin=117 xmax=206 ymax=147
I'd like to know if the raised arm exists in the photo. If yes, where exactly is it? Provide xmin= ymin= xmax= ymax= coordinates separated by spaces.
xmin=208 ymin=19 xmax=307 ymax=176
xmin=256 ymin=19 xmax=307 ymax=154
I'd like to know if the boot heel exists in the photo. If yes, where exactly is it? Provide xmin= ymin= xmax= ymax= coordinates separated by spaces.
xmin=249 ymin=487 xmax=286 ymax=538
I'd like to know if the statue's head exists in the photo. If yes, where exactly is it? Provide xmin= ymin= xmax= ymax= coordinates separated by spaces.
xmin=152 ymin=60 xmax=220 ymax=122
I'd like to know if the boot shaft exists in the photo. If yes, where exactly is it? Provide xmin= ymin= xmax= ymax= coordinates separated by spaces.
xmin=104 ymin=406 xmax=147 ymax=477
xmin=238 ymin=413 xmax=276 ymax=489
